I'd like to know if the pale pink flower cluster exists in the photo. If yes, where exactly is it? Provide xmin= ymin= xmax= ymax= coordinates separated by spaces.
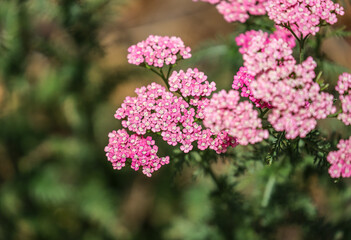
xmin=232 ymin=67 xmax=272 ymax=108
xmin=237 ymin=30 xmax=336 ymax=139
xmin=236 ymin=29 xmax=296 ymax=77
xmin=336 ymin=73 xmax=351 ymax=125
xmin=169 ymin=68 xmax=216 ymax=97
xmin=204 ymin=90 xmax=269 ymax=145
xmin=127 ymin=35 xmax=191 ymax=67
xmin=327 ymin=136 xmax=351 ymax=178
xmin=193 ymin=0 xmax=266 ymax=23
xmin=104 ymin=129 xmax=170 ymax=177
xmin=266 ymin=0 xmax=344 ymax=37
xmin=251 ymin=57 xmax=336 ymax=139
xmin=115 ymin=82 xmax=237 ymax=154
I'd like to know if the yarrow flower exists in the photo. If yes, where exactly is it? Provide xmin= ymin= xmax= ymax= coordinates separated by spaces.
xmin=127 ymin=35 xmax=191 ymax=68
xmin=327 ymin=136 xmax=351 ymax=178
xmin=266 ymin=0 xmax=345 ymax=37
xmin=237 ymin=30 xmax=336 ymax=139
xmin=251 ymin=57 xmax=336 ymax=139
xmin=169 ymin=68 xmax=216 ymax=97
xmin=115 ymin=81 xmax=237 ymax=154
xmin=104 ymin=129 xmax=170 ymax=177
xmin=236 ymin=29 xmax=296 ymax=77
xmin=232 ymin=67 xmax=272 ymax=108
xmin=193 ymin=0 xmax=266 ymax=23
xmin=204 ymin=90 xmax=269 ymax=145
xmin=336 ymin=73 xmax=351 ymax=125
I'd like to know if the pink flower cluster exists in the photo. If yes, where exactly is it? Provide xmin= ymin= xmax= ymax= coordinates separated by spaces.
xmin=236 ymin=29 xmax=296 ymax=77
xmin=127 ymin=35 xmax=191 ymax=67
xmin=336 ymin=73 xmax=351 ymax=125
xmin=251 ymin=57 xmax=336 ymax=139
xmin=266 ymin=0 xmax=344 ymax=37
xmin=169 ymin=68 xmax=216 ymax=97
xmin=203 ymin=90 xmax=269 ymax=145
xmin=237 ymin=30 xmax=336 ymax=139
xmin=115 ymin=81 xmax=237 ymax=154
xmin=192 ymin=0 xmax=266 ymax=23
xmin=232 ymin=67 xmax=272 ymax=108
xmin=104 ymin=129 xmax=170 ymax=177
xmin=327 ymin=136 xmax=351 ymax=178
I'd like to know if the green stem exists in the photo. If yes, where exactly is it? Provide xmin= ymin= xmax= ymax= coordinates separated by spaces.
xmin=201 ymin=160 xmax=222 ymax=191
xmin=299 ymin=34 xmax=310 ymax=63
xmin=166 ymin=64 xmax=173 ymax=79
xmin=280 ymin=24 xmax=309 ymax=63
xmin=261 ymin=175 xmax=276 ymax=207
xmin=328 ymin=109 xmax=342 ymax=118
xmin=259 ymin=108 xmax=270 ymax=118
xmin=149 ymin=67 xmax=170 ymax=90
xmin=207 ymin=165 xmax=222 ymax=189
xmin=159 ymin=68 xmax=170 ymax=89
xmin=299 ymin=46 xmax=304 ymax=63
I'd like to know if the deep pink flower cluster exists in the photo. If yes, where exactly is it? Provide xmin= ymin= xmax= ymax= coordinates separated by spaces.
xmin=193 ymin=0 xmax=266 ymax=23
xmin=266 ymin=0 xmax=344 ymax=37
xmin=127 ymin=35 xmax=191 ymax=67
xmin=169 ymin=68 xmax=216 ymax=97
xmin=203 ymin=90 xmax=269 ymax=145
xmin=115 ymin=82 xmax=237 ymax=154
xmin=104 ymin=129 xmax=170 ymax=177
xmin=232 ymin=67 xmax=272 ymax=108
xmin=336 ymin=73 xmax=351 ymax=125
xmin=327 ymin=136 xmax=351 ymax=178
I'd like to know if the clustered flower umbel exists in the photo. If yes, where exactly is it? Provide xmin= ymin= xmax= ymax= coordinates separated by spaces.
xmin=115 ymin=79 xmax=236 ymax=154
xmin=193 ymin=0 xmax=266 ymax=23
xmin=127 ymin=35 xmax=191 ymax=67
xmin=336 ymin=73 xmax=351 ymax=125
xmin=236 ymin=29 xmax=296 ymax=77
xmin=327 ymin=136 xmax=351 ymax=178
xmin=107 ymin=64 xmax=238 ymax=176
xmin=236 ymin=30 xmax=336 ymax=139
xmin=105 ymin=129 xmax=170 ymax=177
xmin=266 ymin=0 xmax=344 ymax=37
xmin=204 ymin=90 xmax=269 ymax=145
xmin=169 ymin=68 xmax=216 ymax=97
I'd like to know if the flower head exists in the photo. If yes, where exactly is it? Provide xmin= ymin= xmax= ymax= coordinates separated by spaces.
xmin=104 ymin=129 xmax=170 ymax=177
xmin=204 ymin=90 xmax=269 ymax=145
xmin=251 ymin=57 xmax=336 ymax=139
xmin=327 ymin=136 xmax=351 ymax=178
xmin=193 ymin=0 xmax=266 ymax=23
xmin=336 ymin=73 xmax=351 ymax=125
xmin=237 ymin=30 xmax=336 ymax=139
xmin=266 ymin=0 xmax=344 ymax=37
xmin=127 ymin=35 xmax=191 ymax=68
xmin=115 ymin=82 xmax=236 ymax=154
xmin=169 ymin=68 xmax=216 ymax=97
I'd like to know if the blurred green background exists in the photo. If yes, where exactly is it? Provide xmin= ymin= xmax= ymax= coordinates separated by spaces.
xmin=1 ymin=0 xmax=351 ymax=239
